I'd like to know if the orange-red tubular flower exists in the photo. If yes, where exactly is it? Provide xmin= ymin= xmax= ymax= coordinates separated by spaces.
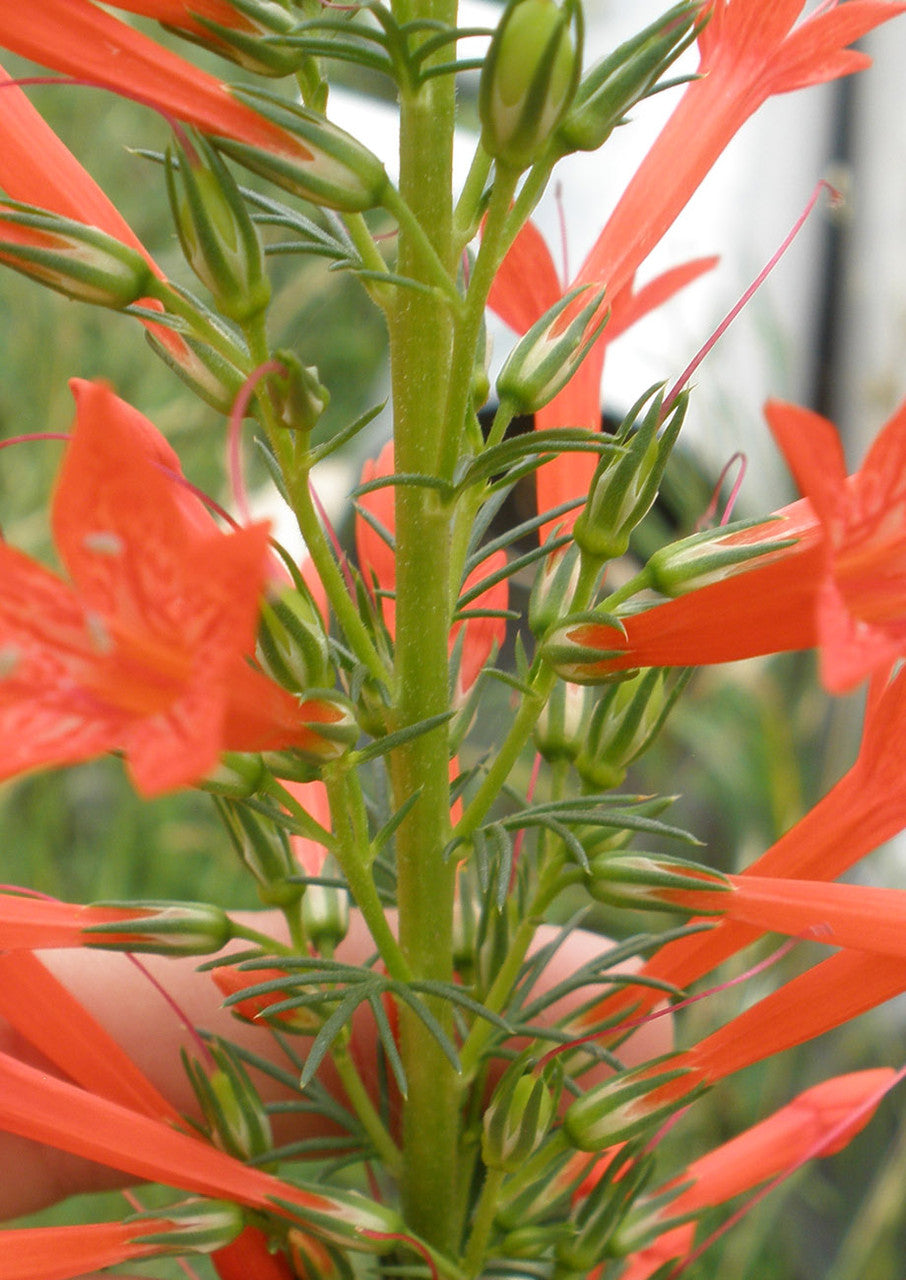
xmin=488 ymin=217 xmax=716 ymax=532
xmin=577 ymin=0 xmax=906 ymax=308
xmin=0 ymin=0 xmax=307 ymax=156
xmin=665 ymin=875 xmax=906 ymax=960
xmin=0 ymin=379 xmax=334 ymax=794
xmin=0 ymin=1218 xmax=169 ymax=1280
xmin=765 ymin=396 xmax=906 ymax=691
xmin=664 ymin=949 xmax=906 ymax=1103
xmin=0 ymin=1047 xmax=332 ymax=1216
xmin=561 ymin=391 xmax=906 ymax=682
xmin=0 ymin=950 xmax=181 ymax=1120
xmin=571 ymin=662 xmax=906 ymax=1033
xmin=621 ymin=1069 xmax=896 ymax=1280
xmin=103 ymin=0 xmax=254 ymax=38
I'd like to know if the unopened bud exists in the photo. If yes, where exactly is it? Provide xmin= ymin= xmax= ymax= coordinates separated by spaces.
xmin=483 ymin=1063 xmax=557 ymax=1172
xmin=575 ymin=668 xmax=687 ymax=788
xmin=217 ymin=89 xmax=389 ymax=212
xmin=555 ymin=1150 xmax=653 ymax=1271
xmin=166 ymin=133 xmax=270 ymax=323
xmin=184 ymin=1039 xmax=273 ymax=1162
xmin=573 ymin=388 xmax=687 ymax=561
xmin=0 ymin=201 xmax=153 ymax=307
xmin=217 ymin=798 xmax=303 ymax=907
xmin=83 ymin=900 xmax=233 ymax=955
xmin=302 ymin=858 xmax=350 ymax=951
xmin=201 ymin=752 xmax=267 ymax=798
xmin=496 ymin=285 xmax=608 ymax=415
xmin=534 ymin=679 xmax=589 ymax=762
xmin=289 ymin=1230 xmax=350 ymax=1280
xmin=145 ymin=326 xmax=247 ymax=414
xmin=187 ymin=0 xmax=309 ymax=78
xmin=558 ymin=2 xmax=701 ymax=154
xmin=529 ymin=542 xmax=583 ymax=637
xmin=258 ymin=587 xmax=330 ymax=692
xmin=269 ymin=350 xmax=330 ymax=433
xmin=480 ymin=0 xmax=581 ymax=171
xmin=565 ymin=1058 xmax=697 ymax=1150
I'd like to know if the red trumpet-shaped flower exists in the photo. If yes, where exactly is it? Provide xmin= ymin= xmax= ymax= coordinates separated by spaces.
xmin=572 ymin=661 xmax=906 ymax=1032
xmin=0 ymin=0 xmax=307 ymax=156
xmin=561 ymin=393 xmax=906 ymax=685
xmin=0 ymin=379 xmax=341 ymax=794
xmin=577 ymin=0 xmax=906 ymax=307
xmin=621 ymin=1069 xmax=896 ymax=1280
xmin=0 ymin=1217 xmax=175 ymax=1280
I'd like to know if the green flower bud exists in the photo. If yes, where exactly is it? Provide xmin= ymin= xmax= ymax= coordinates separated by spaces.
xmin=258 ymin=586 xmax=330 ymax=693
xmin=529 ymin=543 xmax=583 ymax=638
xmin=302 ymin=858 xmax=350 ymax=951
xmin=0 ymin=201 xmax=153 ymax=308
xmin=574 ymin=388 xmax=687 ymax=561
xmin=269 ymin=350 xmax=331 ymax=433
xmin=575 ymin=668 xmax=688 ymax=788
xmin=187 ymin=0 xmax=310 ymax=78
xmin=217 ymin=798 xmax=303 ymax=906
xmin=556 ymin=1149 xmax=653 ymax=1272
xmin=496 ymin=285 xmax=608 ymax=415
xmin=480 ymin=0 xmax=581 ymax=171
xmin=565 ymin=1058 xmax=697 ymax=1150
xmin=201 ymin=752 xmax=267 ymax=799
xmin=184 ymin=1039 xmax=273 ymax=1162
xmin=483 ymin=1063 xmax=557 ymax=1172
xmin=217 ymin=89 xmax=389 ymax=213
xmin=166 ymin=133 xmax=270 ymax=323
xmin=557 ymin=2 xmax=701 ymax=154
xmin=83 ymin=900 xmax=234 ymax=956
xmin=534 ymin=679 xmax=590 ymax=762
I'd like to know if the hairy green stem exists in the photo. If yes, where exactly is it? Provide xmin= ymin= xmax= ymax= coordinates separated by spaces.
xmin=384 ymin=6 xmax=462 ymax=1246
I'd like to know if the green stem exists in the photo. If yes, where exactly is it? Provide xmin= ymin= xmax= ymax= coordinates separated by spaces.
xmin=242 ymin=317 xmax=392 ymax=688
xmin=385 ymin=19 xmax=461 ymax=1247
xmin=435 ymin=165 xmax=520 ymax=483
xmin=462 ymin=1166 xmax=505 ymax=1278
xmin=331 ymin=1035 xmax=403 ymax=1175
xmin=324 ymin=768 xmax=411 ymax=983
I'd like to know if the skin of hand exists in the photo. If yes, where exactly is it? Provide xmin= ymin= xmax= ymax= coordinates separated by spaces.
xmin=0 ymin=911 xmax=670 ymax=1275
